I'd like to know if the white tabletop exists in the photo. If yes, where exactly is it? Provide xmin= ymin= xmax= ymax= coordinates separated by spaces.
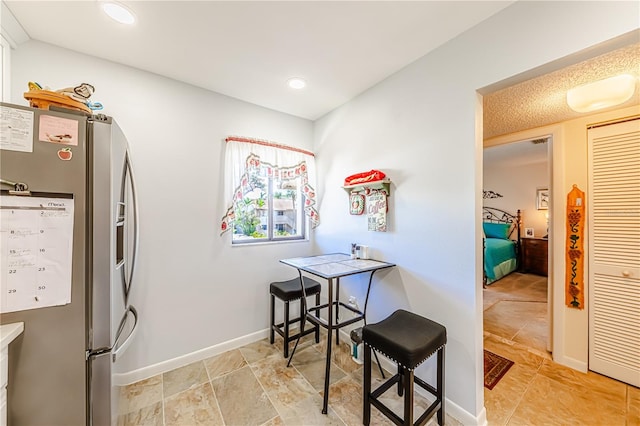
xmin=281 ymin=253 xmax=395 ymax=279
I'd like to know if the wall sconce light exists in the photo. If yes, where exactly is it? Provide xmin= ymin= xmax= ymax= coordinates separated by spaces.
xmin=566 ymin=74 xmax=636 ymax=113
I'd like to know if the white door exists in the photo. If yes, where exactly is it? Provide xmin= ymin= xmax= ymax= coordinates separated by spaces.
xmin=588 ymin=118 xmax=640 ymax=387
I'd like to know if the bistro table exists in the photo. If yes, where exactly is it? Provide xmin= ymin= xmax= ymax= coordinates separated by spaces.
xmin=280 ymin=253 xmax=395 ymax=414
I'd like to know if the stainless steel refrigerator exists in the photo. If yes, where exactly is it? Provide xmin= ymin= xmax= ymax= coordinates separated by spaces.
xmin=0 ymin=102 xmax=139 ymax=425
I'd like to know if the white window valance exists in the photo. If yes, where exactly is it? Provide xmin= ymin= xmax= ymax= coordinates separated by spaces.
xmin=220 ymin=136 xmax=320 ymax=235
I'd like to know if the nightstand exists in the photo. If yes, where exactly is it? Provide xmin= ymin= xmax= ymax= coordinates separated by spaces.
xmin=521 ymin=237 xmax=548 ymax=276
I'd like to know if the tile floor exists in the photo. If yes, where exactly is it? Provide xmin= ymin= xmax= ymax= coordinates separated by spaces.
xmin=483 ymin=272 xmax=549 ymax=356
xmin=483 ymin=272 xmax=640 ymax=425
xmin=116 ymin=272 xmax=639 ymax=425
xmin=117 ymin=333 xmax=457 ymax=426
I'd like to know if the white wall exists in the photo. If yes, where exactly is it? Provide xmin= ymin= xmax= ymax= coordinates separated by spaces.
xmin=11 ymin=41 xmax=315 ymax=375
xmin=484 ymin=158 xmax=549 ymax=237
xmin=313 ymin=1 xmax=639 ymax=422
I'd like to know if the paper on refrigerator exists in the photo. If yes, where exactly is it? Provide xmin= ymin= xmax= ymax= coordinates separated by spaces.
xmin=0 ymin=194 xmax=74 ymax=313
xmin=0 ymin=106 xmax=34 ymax=153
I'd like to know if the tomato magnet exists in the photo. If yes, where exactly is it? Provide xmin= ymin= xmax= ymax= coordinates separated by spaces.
xmin=57 ymin=148 xmax=73 ymax=161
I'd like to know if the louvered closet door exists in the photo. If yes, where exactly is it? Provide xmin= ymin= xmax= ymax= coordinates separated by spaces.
xmin=588 ymin=118 xmax=640 ymax=387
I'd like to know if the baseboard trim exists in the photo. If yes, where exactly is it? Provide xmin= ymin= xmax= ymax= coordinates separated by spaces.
xmin=553 ymin=354 xmax=588 ymax=373
xmin=472 ymin=405 xmax=488 ymax=426
xmin=113 ymin=328 xmax=269 ymax=385
xmin=446 ymin=400 xmax=484 ymax=426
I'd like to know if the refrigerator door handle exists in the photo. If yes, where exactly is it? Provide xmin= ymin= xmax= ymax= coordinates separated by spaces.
xmin=122 ymin=151 xmax=139 ymax=303
xmin=86 ymin=346 xmax=111 ymax=361
xmin=112 ymin=305 xmax=138 ymax=363
xmin=86 ymin=304 xmax=138 ymax=361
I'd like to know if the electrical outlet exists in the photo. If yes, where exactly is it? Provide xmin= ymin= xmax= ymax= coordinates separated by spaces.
xmin=348 ymin=296 xmax=359 ymax=317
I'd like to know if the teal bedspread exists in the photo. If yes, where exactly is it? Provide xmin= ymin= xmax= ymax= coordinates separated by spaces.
xmin=484 ymin=237 xmax=517 ymax=283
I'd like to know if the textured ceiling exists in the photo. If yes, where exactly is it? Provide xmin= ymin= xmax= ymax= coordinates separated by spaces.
xmin=483 ymin=42 xmax=640 ymax=140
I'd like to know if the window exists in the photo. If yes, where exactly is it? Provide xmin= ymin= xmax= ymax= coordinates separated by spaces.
xmin=232 ymin=169 xmax=305 ymax=242
xmin=221 ymin=137 xmax=319 ymax=244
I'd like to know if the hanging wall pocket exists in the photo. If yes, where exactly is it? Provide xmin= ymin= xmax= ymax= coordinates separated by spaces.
xmin=349 ymin=192 xmax=365 ymax=215
xmin=342 ymin=170 xmax=391 ymax=231
xmin=565 ymin=184 xmax=585 ymax=309
xmin=367 ymin=189 xmax=387 ymax=232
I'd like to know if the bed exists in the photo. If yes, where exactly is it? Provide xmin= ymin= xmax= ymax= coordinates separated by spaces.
xmin=483 ymin=207 xmax=521 ymax=286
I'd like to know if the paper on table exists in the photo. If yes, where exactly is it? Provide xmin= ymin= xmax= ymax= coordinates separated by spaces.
xmin=282 ymin=253 xmax=350 ymax=268
xmin=304 ymin=262 xmax=359 ymax=277
xmin=341 ymin=259 xmax=386 ymax=269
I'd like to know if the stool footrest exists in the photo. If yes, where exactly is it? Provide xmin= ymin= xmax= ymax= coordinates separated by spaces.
xmin=371 ymin=373 xmax=401 ymax=399
xmin=370 ymin=399 xmax=404 ymax=426
xmin=415 ymin=400 xmax=441 ymax=426
xmin=414 ymin=376 xmax=437 ymax=399
xmin=370 ymin=374 xmax=441 ymax=425
xmin=274 ymin=317 xmax=303 ymax=329
xmin=368 ymin=372 xmax=441 ymax=426
xmin=306 ymin=311 xmax=364 ymax=330
xmin=272 ymin=323 xmax=318 ymax=341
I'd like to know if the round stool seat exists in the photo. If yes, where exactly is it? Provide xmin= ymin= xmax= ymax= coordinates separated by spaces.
xmin=363 ymin=309 xmax=446 ymax=370
xmin=270 ymin=277 xmax=321 ymax=301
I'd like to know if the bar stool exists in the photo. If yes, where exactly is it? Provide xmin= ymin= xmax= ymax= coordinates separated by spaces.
xmin=269 ymin=277 xmax=322 ymax=358
xmin=362 ymin=309 xmax=447 ymax=426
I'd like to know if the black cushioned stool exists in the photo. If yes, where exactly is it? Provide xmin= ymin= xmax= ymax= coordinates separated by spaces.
xmin=270 ymin=277 xmax=322 ymax=358
xmin=363 ymin=309 xmax=446 ymax=426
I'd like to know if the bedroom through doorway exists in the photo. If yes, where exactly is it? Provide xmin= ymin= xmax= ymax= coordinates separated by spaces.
xmin=482 ymin=137 xmax=552 ymax=357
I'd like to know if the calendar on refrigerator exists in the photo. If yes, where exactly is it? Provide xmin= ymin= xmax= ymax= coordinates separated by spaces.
xmin=0 ymin=193 xmax=74 ymax=313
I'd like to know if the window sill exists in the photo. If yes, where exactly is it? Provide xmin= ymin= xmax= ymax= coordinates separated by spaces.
xmin=231 ymin=237 xmax=310 ymax=247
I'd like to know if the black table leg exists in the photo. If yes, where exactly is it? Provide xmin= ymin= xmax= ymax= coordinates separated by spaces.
xmin=335 ymin=278 xmax=340 ymax=345
xmin=322 ymin=277 xmax=333 ymax=414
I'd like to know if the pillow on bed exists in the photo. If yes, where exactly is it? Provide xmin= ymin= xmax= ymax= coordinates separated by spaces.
xmin=483 ymin=222 xmax=511 ymax=239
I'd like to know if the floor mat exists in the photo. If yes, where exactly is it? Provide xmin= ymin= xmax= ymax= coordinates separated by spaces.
xmin=484 ymin=350 xmax=514 ymax=390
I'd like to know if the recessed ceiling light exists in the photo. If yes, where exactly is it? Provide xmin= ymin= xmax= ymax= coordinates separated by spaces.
xmin=287 ymin=78 xmax=306 ymax=90
xmin=101 ymin=1 xmax=136 ymax=25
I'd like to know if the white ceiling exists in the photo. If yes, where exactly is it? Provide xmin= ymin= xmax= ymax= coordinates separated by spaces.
xmin=3 ymin=1 xmax=513 ymax=120
xmin=483 ymin=138 xmax=549 ymax=168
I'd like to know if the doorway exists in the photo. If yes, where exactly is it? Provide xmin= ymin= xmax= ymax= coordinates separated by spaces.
xmin=482 ymin=136 xmax=553 ymax=355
